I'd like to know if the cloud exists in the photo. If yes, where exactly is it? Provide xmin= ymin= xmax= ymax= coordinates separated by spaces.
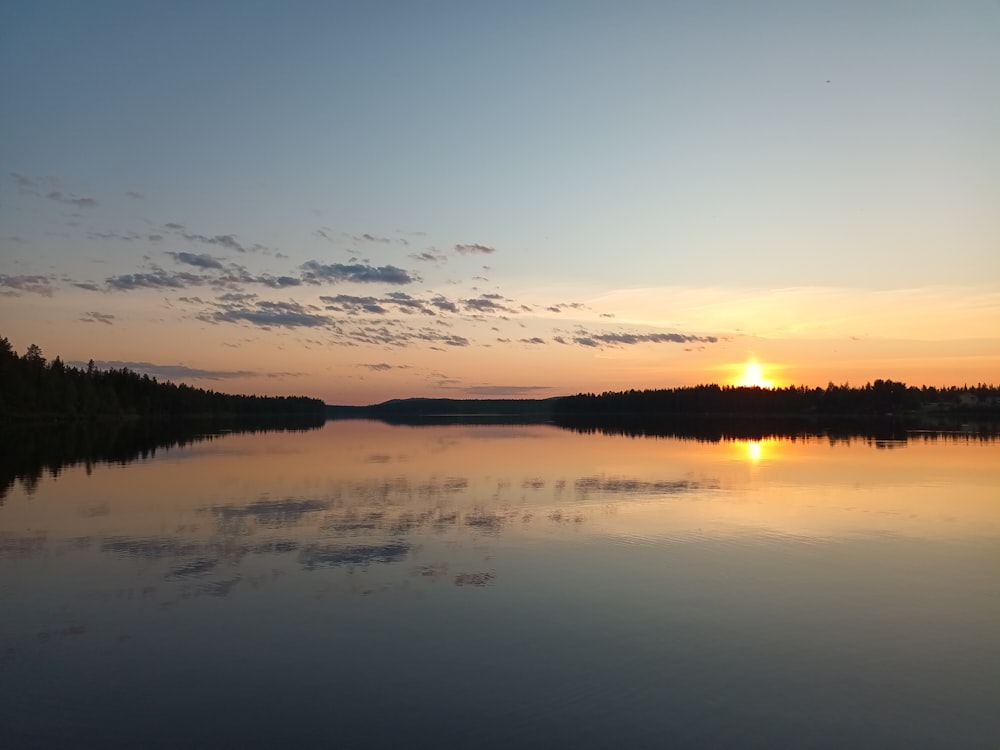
xmin=411 ymin=250 xmax=447 ymax=264
xmin=320 ymin=294 xmax=387 ymax=315
xmin=70 ymin=360 xmax=256 ymax=381
xmin=340 ymin=324 xmax=471 ymax=348
xmin=182 ymin=232 xmax=250 ymax=253
xmin=100 ymin=260 xmax=305 ymax=293
xmin=430 ymin=295 xmax=458 ymax=313
xmin=433 ymin=334 xmax=470 ymax=347
xmin=10 ymin=172 xmax=35 ymax=191
xmin=300 ymin=260 xmax=416 ymax=285
xmin=106 ymin=268 xmax=206 ymax=290
xmin=547 ymin=302 xmax=588 ymax=314
xmin=570 ymin=330 xmax=718 ymax=348
xmin=168 ymin=251 xmax=225 ymax=270
xmin=47 ymin=191 xmax=98 ymax=209
xmin=80 ymin=311 xmax=115 ymax=325
xmin=256 ymin=274 xmax=302 ymax=288
xmin=356 ymin=233 xmax=391 ymax=244
xmin=0 ymin=274 xmax=54 ymax=296
xmin=520 ymin=337 xmax=546 ymax=344
xmin=357 ymin=363 xmax=411 ymax=372
xmin=464 ymin=385 xmax=553 ymax=396
xmin=462 ymin=295 xmax=516 ymax=315
xmin=383 ymin=291 xmax=436 ymax=315
xmin=208 ymin=299 xmax=331 ymax=329
xmin=126 ymin=191 xmax=143 ymax=199
xmin=455 ymin=243 xmax=496 ymax=255
xmin=87 ymin=230 xmax=142 ymax=242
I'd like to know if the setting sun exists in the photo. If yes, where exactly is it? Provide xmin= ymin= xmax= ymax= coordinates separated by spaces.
xmin=737 ymin=359 xmax=774 ymax=388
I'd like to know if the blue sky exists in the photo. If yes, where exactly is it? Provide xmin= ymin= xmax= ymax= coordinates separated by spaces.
xmin=2 ymin=1 xmax=998 ymax=402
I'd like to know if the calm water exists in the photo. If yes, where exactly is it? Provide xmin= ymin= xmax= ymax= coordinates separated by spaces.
xmin=1 ymin=421 xmax=998 ymax=749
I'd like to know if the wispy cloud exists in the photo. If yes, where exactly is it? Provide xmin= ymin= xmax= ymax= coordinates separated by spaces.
xmin=358 ymin=363 xmax=411 ymax=371
xmin=383 ymin=291 xmax=435 ymax=315
xmin=455 ymin=243 xmax=496 ymax=256
xmin=570 ymin=330 xmax=718 ymax=348
xmin=430 ymin=295 xmax=458 ymax=313
xmin=321 ymin=294 xmax=388 ymax=315
xmin=546 ymin=302 xmax=587 ymax=314
xmin=464 ymin=385 xmax=553 ymax=396
xmin=411 ymin=249 xmax=448 ymax=264
xmin=341 ymin=324 xmax=470 ymax=349
xmin=300 ymin=261 xmax=416 ymax=285
xmin=354 ymin=233 xmax=392 ymax=244
xmin=181 ymin=232 xmax=252 ymax=253
xmin=206 ymin=299 xmax=331 ymax=329
xmin=10 ymin=172 xmax=35 ymax=192
xmin=0 ymin=274 xmax=54 ymax=296
xmin=80 ymin=311 xmax=115 ymax=325
xmin=322 ymin=291 xmax=448 ymax=317
xmin=255 ymin=274 xmax=303 ymax=288
xmin=168 ymin=251 xmax=225 ymax=270
xmin=7 ymin=173 xmax=97 ymax=208
xmin=106 ymin=268 xmax=206 ymax=291
xmin=462 ymin=294 xmax=517 ymax=315
xmin=47 ymin=191 xmax=98 ymax=209
xmin=87 ymin=230 xmax=143 ymax=242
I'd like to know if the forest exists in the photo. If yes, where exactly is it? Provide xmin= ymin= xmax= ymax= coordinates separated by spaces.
xmin=0 ymin=337 xmax=326 ymax=422
xmin=551 ymin=381 xmax=1000 ymax=428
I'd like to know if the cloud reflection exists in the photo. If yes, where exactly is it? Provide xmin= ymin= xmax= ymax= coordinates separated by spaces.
xmin=575 ymin=476 xmax=717 ymax=498
xmin=298 ymin=541 xmax=411 ymax=570
xmin=209 ymin=498 xmax=330 ymax=527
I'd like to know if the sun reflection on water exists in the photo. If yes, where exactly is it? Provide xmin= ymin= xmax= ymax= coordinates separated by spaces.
xmin=737 ymin=438 xmax=780 ymax=463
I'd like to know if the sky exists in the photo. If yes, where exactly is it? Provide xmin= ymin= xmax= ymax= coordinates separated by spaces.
xmin=1 ymin=1 xmax=998 ymax=405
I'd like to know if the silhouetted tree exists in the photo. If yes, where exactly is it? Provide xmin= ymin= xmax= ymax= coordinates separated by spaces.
xmin=0 ymin=335 xmax=327 ymax=422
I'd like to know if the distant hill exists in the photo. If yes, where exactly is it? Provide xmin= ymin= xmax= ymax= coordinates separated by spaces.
xmin=327 ymin=397 xmax=560 ymax=424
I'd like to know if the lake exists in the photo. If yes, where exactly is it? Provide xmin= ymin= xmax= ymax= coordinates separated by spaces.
xmin=1 ymin=420 xmax=998 ymax=749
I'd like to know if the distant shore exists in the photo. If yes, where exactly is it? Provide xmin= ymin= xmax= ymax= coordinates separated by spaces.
xmin=326 ymin=387 xmax=1000 ymax=438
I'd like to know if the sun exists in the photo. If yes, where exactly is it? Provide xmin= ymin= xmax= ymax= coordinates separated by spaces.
xmin=737 ymin=359 xmax=774 ymax=388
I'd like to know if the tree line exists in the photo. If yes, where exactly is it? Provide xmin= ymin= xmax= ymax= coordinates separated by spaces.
xmin=553 ymin=381 xmax=1000 ymax=420
xmin=0 ymin=337 xmax=326 ymax=422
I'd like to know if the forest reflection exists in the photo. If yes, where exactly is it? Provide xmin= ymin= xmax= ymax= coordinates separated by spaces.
xmin=5 ymin=418 xmax=997 ymax=502
xmin=0 ymin=416 xmax=325 ymax=500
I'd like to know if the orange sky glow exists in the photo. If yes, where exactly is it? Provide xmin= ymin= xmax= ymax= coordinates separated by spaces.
xmin=2 ymin=4 xmax=997 ymax=404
